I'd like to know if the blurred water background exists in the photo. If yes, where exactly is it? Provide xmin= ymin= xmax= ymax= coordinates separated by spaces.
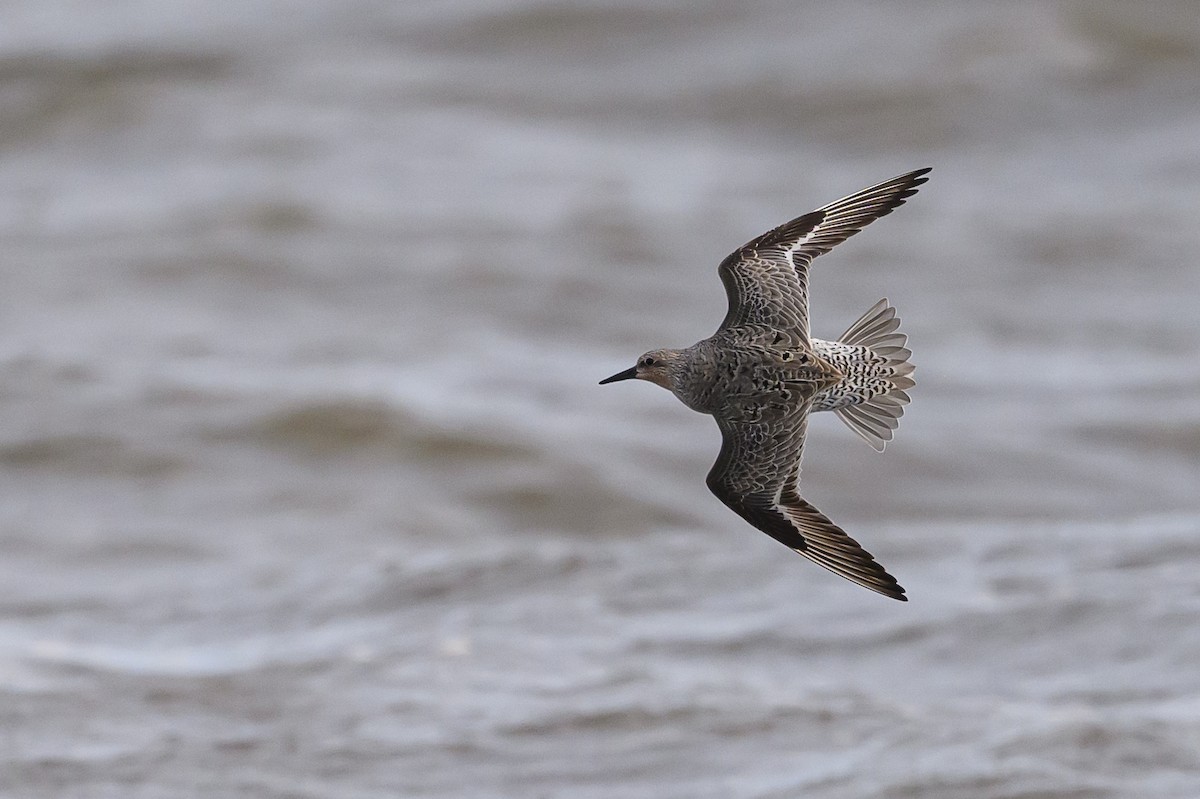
xmin=2 ymin=1 xmax=1200 ymax=797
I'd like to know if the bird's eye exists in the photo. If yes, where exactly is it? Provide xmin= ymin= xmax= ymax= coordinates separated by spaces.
xmin=641 ymin=357 xmax=655 ymax=367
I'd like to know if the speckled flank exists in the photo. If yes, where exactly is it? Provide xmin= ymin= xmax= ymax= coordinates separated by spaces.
xmin=600 ymin=168 xmax=931 ymax=601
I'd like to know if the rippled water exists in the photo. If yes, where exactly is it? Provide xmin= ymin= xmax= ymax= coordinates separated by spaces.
xmin=3 ymin=1 xmax=1200 ymax=797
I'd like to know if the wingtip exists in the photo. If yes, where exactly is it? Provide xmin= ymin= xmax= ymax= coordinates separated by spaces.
xmin=856 ymin=573 xmax=909 ymax=601
xmin=871 ymin=574 xmax=908 ymax=601
xmin=870 ymin=576 xmax=908 ymax=601
xmin=897 ymin=166 xmax=932 ymax=190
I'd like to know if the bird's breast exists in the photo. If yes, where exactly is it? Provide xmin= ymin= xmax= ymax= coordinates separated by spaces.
xmin=672 ymin=339 xmax=834 ymax=419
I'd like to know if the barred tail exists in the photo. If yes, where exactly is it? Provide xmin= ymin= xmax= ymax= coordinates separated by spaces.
xmin=833 ymin=299 xmax=915 ymax=452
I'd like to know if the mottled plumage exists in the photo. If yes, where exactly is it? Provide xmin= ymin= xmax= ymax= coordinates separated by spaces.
xmin=600 ymin=168 xmax=930 ymax=600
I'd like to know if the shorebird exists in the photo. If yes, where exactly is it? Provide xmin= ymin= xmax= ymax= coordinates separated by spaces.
xmin=600 ymin=168 xmax=930 ymax=601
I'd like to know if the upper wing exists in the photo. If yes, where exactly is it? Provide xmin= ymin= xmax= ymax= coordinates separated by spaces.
xmin=715 ymin=210 xmax=822 ymax=335
xmin=715 ymin=168 xmax=931 ymax=338
xmin=706 ymin=409 xmax=907 ymax=601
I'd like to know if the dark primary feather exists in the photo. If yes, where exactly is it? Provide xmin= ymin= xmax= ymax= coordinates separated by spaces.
xmin=790 ymin=167 xmax=931 ymax=271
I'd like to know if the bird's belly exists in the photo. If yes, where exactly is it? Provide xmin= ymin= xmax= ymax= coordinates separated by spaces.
xmin=677 ymin=357 xmax=830 ymax=421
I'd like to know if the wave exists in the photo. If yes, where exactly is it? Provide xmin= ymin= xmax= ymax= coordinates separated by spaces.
xmin=0 ymin=433 xmax=185 ymax=477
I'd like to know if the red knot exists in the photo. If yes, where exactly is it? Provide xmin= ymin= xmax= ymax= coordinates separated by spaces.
xmin=600 ymin=168 xmax=930 ymax=601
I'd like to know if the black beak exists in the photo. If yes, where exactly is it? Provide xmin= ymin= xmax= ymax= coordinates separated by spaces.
xmin=599 ymin=365 xmax=638 ymax=385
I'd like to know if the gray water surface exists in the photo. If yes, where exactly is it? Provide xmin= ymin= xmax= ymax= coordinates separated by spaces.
xmin=3 ymin=2 xmax=1200 ymax=797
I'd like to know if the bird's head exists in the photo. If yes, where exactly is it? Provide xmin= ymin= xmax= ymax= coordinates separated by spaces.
xmin=599 ymin=349 xmax=680 ymax=390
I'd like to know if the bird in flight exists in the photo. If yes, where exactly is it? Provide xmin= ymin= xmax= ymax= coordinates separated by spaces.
xmin=600 ymin=168 xmax=930 ymax=600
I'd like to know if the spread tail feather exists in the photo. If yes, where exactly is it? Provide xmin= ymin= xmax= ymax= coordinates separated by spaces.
xmin=834 ymin=298 xmax=915 ymax=452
